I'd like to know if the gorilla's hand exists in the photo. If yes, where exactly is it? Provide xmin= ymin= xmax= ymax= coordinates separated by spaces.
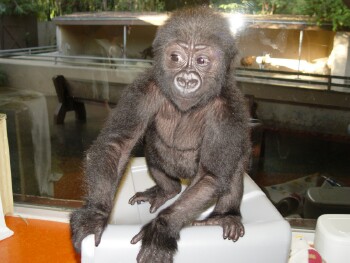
xmin=193 ymin=215 xmax=245 ymax=242
xmin=131 ymin=217 xmax=178 ymax=263
xmin=70 ymin=205 xmax=109 ymax=252
xmin=129 ymin=185 xmax=180 ymax=213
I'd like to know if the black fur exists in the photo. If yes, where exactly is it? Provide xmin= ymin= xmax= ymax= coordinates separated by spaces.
xmin=70 ymin=7 xmax=251 ymax=262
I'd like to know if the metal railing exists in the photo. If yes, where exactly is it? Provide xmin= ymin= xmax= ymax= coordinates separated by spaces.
xmin=0 ymin=45 xmax=57 ymax=57
xmin=236 ymin=67 xmax=350 ymax=91
xmin=0 ymin=46 xmax=349 ymax=92
xmin=39 ymin=54 xmax=152 ymax=68
xmin=0 ymin=46 xmax=153 ymax=69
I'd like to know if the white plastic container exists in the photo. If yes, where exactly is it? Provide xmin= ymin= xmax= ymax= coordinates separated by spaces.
xmin=314 ymin=214 xmax=350 ymax=263
xmin=82 ymin=157 xmax=291 ymax=263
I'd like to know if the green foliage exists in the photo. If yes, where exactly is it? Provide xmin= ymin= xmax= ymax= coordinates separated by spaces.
xmin=212 ymin=0 xmax=297 ymax=14
xmin=165 ymin=0 xmax=209 ymax=11
xmin=2 ymin=0 xmax=348 ymax=31
xmin=212 ymin=0 xmax=350 ymax=30
xmin=115 ymin=0 xmax=165 ymax=12
xmin=215 ymin=0 xmax=258 ymax=13
xmin=0 ymin=0 xmax=40 ymax=16
xmin=296 ymin=0 xmax=350 ymax=30
xmin=36 ymin=0 xmax=165 ymax=20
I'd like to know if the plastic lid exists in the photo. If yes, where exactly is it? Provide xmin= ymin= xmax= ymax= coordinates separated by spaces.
xmin=316 ymin=214 xmax=350 ymax=244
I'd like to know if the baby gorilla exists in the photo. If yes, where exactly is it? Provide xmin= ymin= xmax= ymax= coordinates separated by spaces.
xmin=70 ymin=7 xmax=251 ymax=263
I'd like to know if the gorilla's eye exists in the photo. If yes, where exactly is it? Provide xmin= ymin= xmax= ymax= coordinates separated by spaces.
xmin=170 ymin=54 xmax=180 ymax=62
xmin=196 ymin=56 xmax=209 ymax=66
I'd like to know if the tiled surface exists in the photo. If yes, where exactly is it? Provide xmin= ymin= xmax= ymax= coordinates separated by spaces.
xmin=1 ymin=216 xmax=80 ymax=263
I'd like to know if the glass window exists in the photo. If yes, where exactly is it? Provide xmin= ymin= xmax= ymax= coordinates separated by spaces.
xmin=0 ymin=0 xmax=349 ymax=228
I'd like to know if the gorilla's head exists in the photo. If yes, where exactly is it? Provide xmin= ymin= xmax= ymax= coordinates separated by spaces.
xmin=152 ymin=7 xmax=237 ymax=111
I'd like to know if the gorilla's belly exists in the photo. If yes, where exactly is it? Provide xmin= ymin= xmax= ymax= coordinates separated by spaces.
xmin=146 ymin=131 xmax=200 ymax=179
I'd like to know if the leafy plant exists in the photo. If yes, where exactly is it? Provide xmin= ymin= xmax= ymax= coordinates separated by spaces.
xmin=217 ymin=0 xmax=258 ymax=13
xmin=296 ymin=0 xmax=350 ymax=30
xmin=212 ymin=0 xmax=350 ymax=30
xmin=0 ymin=0 xmax=40 ymax=16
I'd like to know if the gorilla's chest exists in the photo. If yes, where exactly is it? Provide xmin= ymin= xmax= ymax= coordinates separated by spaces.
xmin=153 ymin=102 xmax=206 ymax=151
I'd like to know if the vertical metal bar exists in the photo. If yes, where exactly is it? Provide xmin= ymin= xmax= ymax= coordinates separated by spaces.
xmin=297 ymin=29 xmax=304 ymax=78
xmin=327 ymin=75 xmax=332 ymax=90
xmin=123 ymin=25 xmax=127 ymax=64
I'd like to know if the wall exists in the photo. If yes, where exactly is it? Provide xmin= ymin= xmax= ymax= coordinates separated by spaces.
xmin=0 ymin=58 xmax=147 ymax=96
xmin=235 ymin=28 xmax=335 ymax=75
xmin=0 ymin=15 xmax=38 ymax=49
xmin=328 ymin=32 xmax=350 ymax=83
xmin=37 ymin=22 xmax=56 ymax=47
xmin=236 ymin=28 xmax=335 ymax=62
xmin=57 ymin=24 xmax=335 ymax=62
xmin=240 ymin=81 xmax=350 ymax=136
xmin=57 ymin=24 xmax=157 ymax=58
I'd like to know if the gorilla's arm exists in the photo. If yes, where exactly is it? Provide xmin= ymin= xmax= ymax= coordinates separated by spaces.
xmin=70 ymin=71 xmax=163 ymax=251
xmin=193 ymin=91 xmax=251 ymax=241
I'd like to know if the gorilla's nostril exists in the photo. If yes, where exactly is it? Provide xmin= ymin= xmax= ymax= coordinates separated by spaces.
xmin=188 ymin=79 xmax=198 ymax=88
xmin=176 ymin=77 xmax=186 ymax=87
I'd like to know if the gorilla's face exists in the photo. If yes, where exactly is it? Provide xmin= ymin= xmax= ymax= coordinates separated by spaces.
xmin=159 ymin=40 xmax=225 ymax=111
xmin=152 ymin=7 xmax=236 ymax=112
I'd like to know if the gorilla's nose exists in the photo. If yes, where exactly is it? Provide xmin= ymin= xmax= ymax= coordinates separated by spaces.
xmin=174 ymin=72 xmax=201 ymax=94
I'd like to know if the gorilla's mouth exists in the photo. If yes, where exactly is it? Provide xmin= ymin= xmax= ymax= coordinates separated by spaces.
xmin=173 ymin=71 xmax=201 ymax=95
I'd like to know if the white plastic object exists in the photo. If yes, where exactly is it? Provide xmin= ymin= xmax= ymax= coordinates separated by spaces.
xmin=314 ymin=214 xmax=350 ymax=263
xmin=288 ymin=234 xmax=309 ymax=263
xmin=0 ymin=194 xmax=13 ymax=241
xmin=81 ymin=157 xmax=291 ymax=263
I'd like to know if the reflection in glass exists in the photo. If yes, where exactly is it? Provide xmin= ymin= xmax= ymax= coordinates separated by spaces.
xmin=0 ymin=3 xmax=349 ymax=224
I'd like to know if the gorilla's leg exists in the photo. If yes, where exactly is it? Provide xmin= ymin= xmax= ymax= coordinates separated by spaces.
xmin=129 ymin=167 xmax=181 ymax=213
xmin=131 ymin=175 xmax=217 ymax=263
